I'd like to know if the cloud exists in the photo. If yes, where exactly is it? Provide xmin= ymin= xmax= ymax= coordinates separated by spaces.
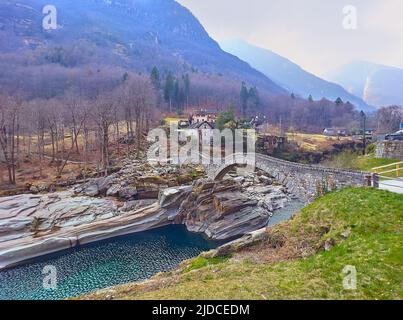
xmin=177 ymin=0 xmax=403 ymax=75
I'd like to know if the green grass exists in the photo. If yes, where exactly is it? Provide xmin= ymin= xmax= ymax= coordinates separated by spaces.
xmin=183 ymin=256 xmax=230 ymax=273
xmin=356 ymin=155 xmax=402 ymax=179
xmin=326 ymin=151 xmax=401 ymax=178
xmin=356 ymin=155 xmax=401 ymax=172
xmin=82 ymin=188 xmax=402 ymax=300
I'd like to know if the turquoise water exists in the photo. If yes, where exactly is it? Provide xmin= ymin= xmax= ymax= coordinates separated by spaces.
xmin=269 ymin=200 xmax=305 ymax=226
xmin=0 ymin=225 xmax=221 ymax=300
xmin=0 ymin=201 xmax=304 ymax=300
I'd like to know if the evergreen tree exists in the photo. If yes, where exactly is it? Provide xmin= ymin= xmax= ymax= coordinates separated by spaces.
xmin=335 ymin=97 xmax=343 ymax=105
xmin=248 ymin=86 xmax=260 ymax=110
xmin=240 ymin=82 xmax=249 ymax=117
xmin=216 ymin=107 xmax=236 ymax=130
xmin=122 ymin=72 xmax=129 ymax=82
xmin=150 ymin=66 xmax=161 ymax=90
xmin=174 ymin=80 xmax=180 ymax=113
xmin=308 ymin=94 xmax=314 ymax=102
xmin=164 ymin=72 xmax=175 ymax=112
xmin=183 ymin=73 xmax=190 ymax=108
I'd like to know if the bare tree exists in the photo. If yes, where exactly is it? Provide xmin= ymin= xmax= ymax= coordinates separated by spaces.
xmin=57 ymin=101 xmax=89 ymax=177
xmin=0 ymin=94 xmax=21 ymax=184
xmin=376 ymin=106 xmax=403 ymax=134
xmin=91 ymin=94 xmax=116 ymax=174
xmin=43 ymin=99 xmax=63 ymax=163
xmin=119 ymin=76 xmax=156 ymax=158
xmin=64 ymin=92 xmax=84 ymax=155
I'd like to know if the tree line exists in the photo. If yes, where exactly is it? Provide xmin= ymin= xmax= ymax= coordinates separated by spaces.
xmin=2 ymin=63 xmax=401 ymax=187
xmin=0 ymin=73 xmax=156 ymax=185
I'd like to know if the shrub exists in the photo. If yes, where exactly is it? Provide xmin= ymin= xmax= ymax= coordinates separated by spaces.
xmin=365 ymin=143 xmax=376 ymax=155
xmin=326 ymin=150 xmax=359 ymax=170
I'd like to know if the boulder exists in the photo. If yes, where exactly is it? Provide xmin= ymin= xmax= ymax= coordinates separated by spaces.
xmin=246 ymin=185 xmax=274 ymax=195
xmin=258 ymin=192 xmax=290 ymax=211
xmin=74 ymin=179 xmax=100 ymax=197
xmin=201 ymin=227 xmax=269 ymax=258
xmin=158 ymin=186 xmax=192 ymax=209
xmin=137 ymin=189 xmax=159 ymax=199
xmin=29 ymin=183 xmax=51 ymax=194
xmin=233 ymin=176 xmax=245 ymax=184
xmin=177 ymin=180 xmax=270 ymax=240
xmin=29 ymin=185 xmax=39 ymax=194
xmin=341 ymin=229 xmax=352 ymax=239
xmin=213 ymin=192 xmax=258 ymax=215
xmin=258 ymin=175 xmax=273 ymax=185
xmin=106 ymin=184 xmax=121 ymax=197
xmin=82 ymin=183 xmax=99 ymax=197
xmin=324 ymin=238 xmax=336 ymax=251
xmin=97 ymin=175 xmax=115 ymax=195
xmin=118 ymin=187 xmax=138 ymax=200
xmin=196 ymin=207 xmax=269 ymax=240
xmin=74 ymin=175 xmax=118 ymax=197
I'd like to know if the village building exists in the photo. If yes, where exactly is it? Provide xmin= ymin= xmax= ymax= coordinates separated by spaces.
xmin=323 ymin=127 xmax=348 ymax=137
xmin=189 ymin=120 xmax=216 ymax=141
xmin=190 ymin=109 xmax=218 ymax=124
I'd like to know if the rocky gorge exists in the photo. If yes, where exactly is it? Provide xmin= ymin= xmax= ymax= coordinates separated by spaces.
xmin=0 ymin=157 xmax=291 ymax=270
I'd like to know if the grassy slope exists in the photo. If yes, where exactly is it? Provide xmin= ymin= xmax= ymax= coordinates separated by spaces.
xmin=326 ymin=151 xmax=401 ymax=178
xmin=82 ymin=188 xmax=402 ymax=300
xmin=286 ymin=133 xmax=353 ymax=152
xmin=357 ymin=155 xmax=402 ymax=179
xmin=356 ymin=155 xmax=401 ymax=172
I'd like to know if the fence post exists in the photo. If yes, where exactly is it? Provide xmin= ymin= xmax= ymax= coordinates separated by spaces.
xmin=372 ymin=173 xmax=379 ymax=189
xmin=364 ymin=175 xmax=372 ymax=187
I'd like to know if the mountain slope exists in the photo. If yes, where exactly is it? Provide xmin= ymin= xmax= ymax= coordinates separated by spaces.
xmin=220 ymin=39 xmax=373 ymax=112
xmin=324 ymin=61 xmax=403 ymax=107
xmin=0 ymin=0 xmax=286 ymax=96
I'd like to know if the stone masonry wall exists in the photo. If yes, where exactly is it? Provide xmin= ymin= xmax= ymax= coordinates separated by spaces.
xmin=376 ymin=141 xmax=403 ymax=160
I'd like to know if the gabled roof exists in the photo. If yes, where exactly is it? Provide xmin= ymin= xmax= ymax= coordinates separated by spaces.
xmin=189 ymin=121 xmax=215 ymax=129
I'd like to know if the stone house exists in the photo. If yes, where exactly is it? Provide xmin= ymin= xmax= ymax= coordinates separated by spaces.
xmin=190 ymin=109 xmax=218 ymax=124
xmin=189 ymin=120 xmax=216 ymax=142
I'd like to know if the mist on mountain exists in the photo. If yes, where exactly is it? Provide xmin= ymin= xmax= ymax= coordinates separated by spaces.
xmin=220 ymin=39 xmax=373 ymax=112
xmin=324 ymin=61 xmax=403 ymax=108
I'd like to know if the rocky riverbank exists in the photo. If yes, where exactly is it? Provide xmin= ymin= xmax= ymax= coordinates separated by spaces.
xmin=176 ymin=176 xmax=289 ymax=240
xmin=0 ymin=159 xmax=291 ymax=270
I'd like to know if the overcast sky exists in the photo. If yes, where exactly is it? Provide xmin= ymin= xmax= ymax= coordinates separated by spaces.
xmin=177 ymin=0 xmax=403 ymax=76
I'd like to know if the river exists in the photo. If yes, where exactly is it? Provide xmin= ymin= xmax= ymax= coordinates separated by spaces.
xmin=0 ymin=225 xmax=221 ymax=300
xmin=0 ymin=200 xmax=304 ymax=300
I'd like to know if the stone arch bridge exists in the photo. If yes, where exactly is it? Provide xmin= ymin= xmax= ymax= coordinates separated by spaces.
xmin=204 ymin=153 xmax=376 ymax=202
